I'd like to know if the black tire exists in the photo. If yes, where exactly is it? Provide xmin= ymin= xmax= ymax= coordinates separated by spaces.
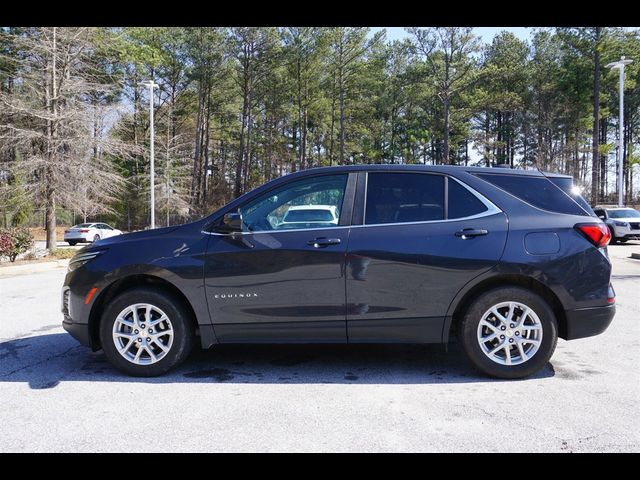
xmin=459 ymin=286 xmax=558 ymax=379
xmin=99 ymin=287 xmax=194 ymax=377
xmin=618 ymin=238 xmax=628 ymax=243
xmin=608 ymin=227 xmax=618 ymax=245
xmin=67 ymin=241 xmax=77 ymax=246
xmin=93 ymin=234 xmax=101 ymax=242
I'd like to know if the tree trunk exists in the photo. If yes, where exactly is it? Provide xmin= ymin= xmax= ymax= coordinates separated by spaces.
xmin=591 ymin=26 xmax=602 ymax=205
xmin=443 ymin=96 xmax=450 ymax=164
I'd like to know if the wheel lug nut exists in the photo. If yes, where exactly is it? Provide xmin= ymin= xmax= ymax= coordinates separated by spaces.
xmin=134 ymin=330 xmax=139 ymax=334
xmin=510 ymin=324 xmax=515 ymax=328
xmin=509 ymin=339 xmax=514 ymax=343
xmin=501 ymin=326 xmax=506 ymax=331
xmin=137 ymin=338 xmax=142 ymax=342
xmin=500 ymin=335 xmax=505 ymax=339
xmin=515 ymin=331 xmax=520 ymax=336
xmin=141 ymin=324 xmax=146 ymax=329
xmin=146 ymin=338 xmax=151 ymax=342
xmin=149 ymin=329 xmax=153 ymax=334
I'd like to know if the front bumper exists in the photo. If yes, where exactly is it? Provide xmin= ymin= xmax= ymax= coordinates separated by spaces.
xmin=61 ymin=283 xmax=95 ymax=349
xmin=564 ymin=304 xmax=616 ymax=340
xmin=62 ymin=317 xmax=92 ymax=347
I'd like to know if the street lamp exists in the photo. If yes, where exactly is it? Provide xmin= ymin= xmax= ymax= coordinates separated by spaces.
xmin=142 ymin=80 xmax=159 ymax=229
xmin=606 ymin=56 xmax=633 ymax=207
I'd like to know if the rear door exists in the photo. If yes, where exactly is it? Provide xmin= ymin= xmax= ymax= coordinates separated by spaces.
xmin=345 ymin=171 xmax=508 ymax=343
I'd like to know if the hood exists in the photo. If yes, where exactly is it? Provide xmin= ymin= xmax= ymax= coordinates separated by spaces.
xmin=95 ymin=225 xmax=181 ymax=246
xmin=611 ymin=217 xmax=640 ymax=223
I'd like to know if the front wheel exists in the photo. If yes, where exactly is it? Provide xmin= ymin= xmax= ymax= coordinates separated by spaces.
xmin=608 ymin=227 xmax=618 ymax=245
xmin=67 ymin=241 xmax=77 ymax=246
xmin=459 ymin=286 xmax=558 ymax=379
xmin=99 ymin=287 xmax=194 ymax=376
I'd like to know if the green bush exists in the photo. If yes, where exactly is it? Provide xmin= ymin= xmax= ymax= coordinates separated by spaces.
xmin=0 ymin=227 xmax=34 ymax=262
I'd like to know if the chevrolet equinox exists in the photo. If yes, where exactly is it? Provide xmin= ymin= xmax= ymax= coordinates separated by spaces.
xmin=62 ymin=165 xmax=616 ymax=378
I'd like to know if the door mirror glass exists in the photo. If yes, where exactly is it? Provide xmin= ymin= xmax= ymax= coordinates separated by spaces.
xmin=214 ymin=212 xmax=243 ymax=234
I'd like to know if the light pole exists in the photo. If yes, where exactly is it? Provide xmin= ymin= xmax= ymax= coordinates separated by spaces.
xmin=142 ymin=80 xmax=159 ymax=228
xmin=606 ymin=56 xmax=633 ymax=207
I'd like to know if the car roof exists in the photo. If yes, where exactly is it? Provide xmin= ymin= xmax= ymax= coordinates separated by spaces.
xmin=293 ymin=164 xmax=571 ymax=179
xmin=286 ymin=205 xmax=336 ymax=211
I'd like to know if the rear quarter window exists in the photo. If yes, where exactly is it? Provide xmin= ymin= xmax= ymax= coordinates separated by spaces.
xmin=475 ymin=173 xmax=590 ymax=216
xmin=448 ymin=179 xmax=488 ymax=219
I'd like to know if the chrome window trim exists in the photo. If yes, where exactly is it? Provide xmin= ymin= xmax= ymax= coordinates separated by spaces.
xmin=203 ymin=173 xmax=502 ymax=236
xmin=203 ymin=226 xmax=351 ymax=236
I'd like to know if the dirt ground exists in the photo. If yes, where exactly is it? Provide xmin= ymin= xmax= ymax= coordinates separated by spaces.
xmin=27 ymin=226 xmax=69 ymax=242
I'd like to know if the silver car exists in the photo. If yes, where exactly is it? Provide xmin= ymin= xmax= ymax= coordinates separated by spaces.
xmin=64 ymin=223 xmax=123 ymax=246
xmin=593 ymin=207 xmax=640 ymax=243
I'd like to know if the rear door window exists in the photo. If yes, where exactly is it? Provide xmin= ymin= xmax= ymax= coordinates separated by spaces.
xmin=365 ymin=173 xmax=444 ymax=225
xmin=448 ymin=179 xmax=488 ymax=219
xmin=475 ymin=173 xmax=590 ymax=216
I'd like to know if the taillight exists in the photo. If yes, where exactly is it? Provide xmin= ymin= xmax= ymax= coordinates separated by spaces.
xmin=575 ymin=223 xmax=611 ymax=248
xmin=78 ymin=229 xmax=89 ymax=233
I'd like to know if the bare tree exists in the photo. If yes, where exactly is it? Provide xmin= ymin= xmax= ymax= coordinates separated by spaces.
xmin=0 ymin=27 xmax=132 ymax=249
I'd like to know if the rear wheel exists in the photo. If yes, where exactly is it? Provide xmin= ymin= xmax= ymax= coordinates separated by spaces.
xmin=93 ymin=234 xmax=101 ymax=242
xmin=459 ymin=286 xmax=558 ymax=379
xmin=67 ymin=241 xmax=77 ymax=246
xmin=618 ymin=238 xmax=628 ymax=243
xmin=608 ymin=227 xmax=618 ymax=245
xmin=99 ymin=287 xmax=194 ymax=376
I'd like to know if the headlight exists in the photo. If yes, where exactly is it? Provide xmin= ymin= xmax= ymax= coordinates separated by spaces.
xmin=614 ymin=221 xmax=630 ymax=227
xmin=68 ymin=250 xmax=106 ymax=272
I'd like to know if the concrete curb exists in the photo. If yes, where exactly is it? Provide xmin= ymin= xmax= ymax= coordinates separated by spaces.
xmin=0 ymin=259 xmax=70 ymax=278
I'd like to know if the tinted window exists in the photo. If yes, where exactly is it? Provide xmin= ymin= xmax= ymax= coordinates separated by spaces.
xmin=73 ymin=223 xmax=92 ymax=228
xmin=365 ymin=173 xmax=444 ymax=225
xmin=594 ymin=209 xmax=606 ymax=219
xmin=240 ymin=174 xmax=347 ymax=231
xmin=448 ymin=179 xmax=488 ymax=219
xmin=476 ymin=173 xmax=588 ymax=216
xmin=548 ymin=177 xmax=595 ymax=216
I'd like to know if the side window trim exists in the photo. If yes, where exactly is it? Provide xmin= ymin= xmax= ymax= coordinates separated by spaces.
xmin=356 ymin=171 xmax=501 ymax=228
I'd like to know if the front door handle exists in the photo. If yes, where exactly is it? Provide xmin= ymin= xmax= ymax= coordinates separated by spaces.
xmin=455 ymin=228 xmax=488 ymax=239
xmin=307 ymin=237 xmax=341 ymax=248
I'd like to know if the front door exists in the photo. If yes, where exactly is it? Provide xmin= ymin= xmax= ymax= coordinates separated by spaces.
xmin=204 ymin=173 xmax=354 ymax=343
xmin=346 ymin=172 xmax=508 ymax=343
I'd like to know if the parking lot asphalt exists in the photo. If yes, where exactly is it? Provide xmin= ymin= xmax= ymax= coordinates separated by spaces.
xmin=0 ymin=243 xmax=638 ymax=452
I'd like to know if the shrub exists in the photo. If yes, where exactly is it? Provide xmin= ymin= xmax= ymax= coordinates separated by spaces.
xmin=0 ymin=227 xmax=34 ymax=262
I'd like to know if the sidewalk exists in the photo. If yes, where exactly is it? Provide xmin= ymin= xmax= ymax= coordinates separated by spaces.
xmin=0 ymin=259 xmax=70 ymax=278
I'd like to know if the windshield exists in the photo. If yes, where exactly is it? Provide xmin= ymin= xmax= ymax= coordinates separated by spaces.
xmin=608 ymin=209 xmax=640 ymax=219
xmin=284 ymin=209 xmax=334 ymax=222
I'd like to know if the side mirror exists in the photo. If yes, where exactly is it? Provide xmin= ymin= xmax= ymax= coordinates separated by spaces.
xmin=214 ymin=212 xmax=243 ymax=234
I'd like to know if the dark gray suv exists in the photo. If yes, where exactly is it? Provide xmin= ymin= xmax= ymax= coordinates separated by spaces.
xmin=62 ymin=165 xmax=616 ymax=378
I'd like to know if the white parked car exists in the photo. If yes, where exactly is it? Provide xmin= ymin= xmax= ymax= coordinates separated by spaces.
xmin=278 ymin=205 xmax=339 ymax=229
xmin=64 ymin=223 xmax=123 ymax=246
xmin=593 ymin=207 xmax=640 ymax=244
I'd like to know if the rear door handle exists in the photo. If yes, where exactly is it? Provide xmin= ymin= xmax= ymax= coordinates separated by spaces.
xmin=455 ymin=228 xmax=488 ymax=239
xmin=307 ymin=237 xmax=341 ymax=248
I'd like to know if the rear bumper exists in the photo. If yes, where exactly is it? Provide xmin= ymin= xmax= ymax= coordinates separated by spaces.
xmin=564 ymin=304 xmax=616 ymax=340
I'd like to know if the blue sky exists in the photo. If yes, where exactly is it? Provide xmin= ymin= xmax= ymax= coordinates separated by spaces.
xmin=371 ymin=27 xmax=534 ymax=44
